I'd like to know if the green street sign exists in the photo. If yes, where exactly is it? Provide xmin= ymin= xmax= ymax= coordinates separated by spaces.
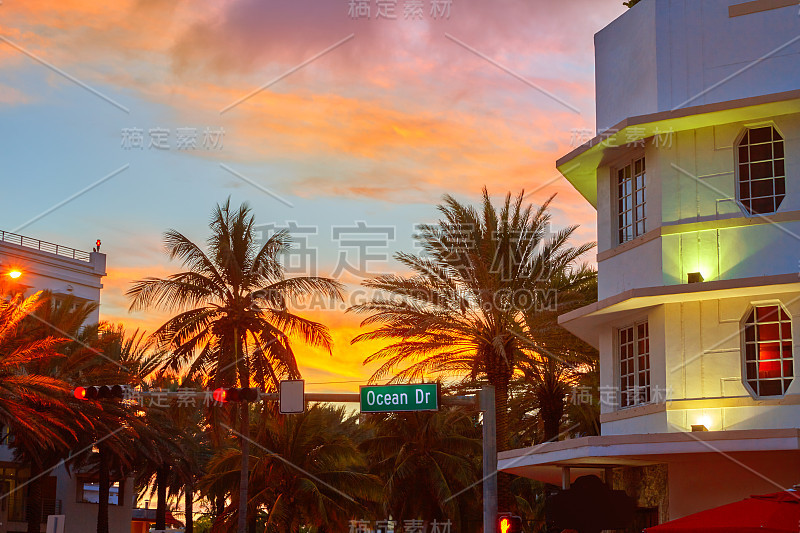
xmin=360 ymin=383 xmax=439 ymax=413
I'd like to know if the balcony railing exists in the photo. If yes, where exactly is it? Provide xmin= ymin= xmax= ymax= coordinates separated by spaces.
xmin=41 ymin=498 xmax=63 ymax=519
xmin=0 ymin=230 xmax=91 ymax=262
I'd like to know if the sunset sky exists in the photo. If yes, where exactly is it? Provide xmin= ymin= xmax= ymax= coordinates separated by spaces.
xmin=1 ymin=0 xmax=627 ymax=391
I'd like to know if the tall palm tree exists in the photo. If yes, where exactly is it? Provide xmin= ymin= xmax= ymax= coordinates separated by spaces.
xmin=127 ymin=199 xmax=343 ymax=532
xmin=351 ymin=188 xmax=593 ymax=507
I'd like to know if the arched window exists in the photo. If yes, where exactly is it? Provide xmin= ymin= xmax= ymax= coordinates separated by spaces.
xmin=736 ymin=126 xmax=785 ymax=215
xmin=743 ymin=305 xmax=793 ymax=397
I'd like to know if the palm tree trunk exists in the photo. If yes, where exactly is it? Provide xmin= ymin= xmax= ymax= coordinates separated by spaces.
xmin=25 ymin=463 xmax=42 ymax=533
xmin=486 ymin=346 xmax=513 ymax=510
xmin=215 ymin=493 xmax=225 ymax=517
xmin=184 ymin=484 xmax=193 ymax=533
xmin=237 ymin=405 xmax=250 ymax=533
xmin=156 ymin=464 xmax=168 ymax=530
xmin=97 ymin=448 xmax=109 ymax=533
xmin=235 ymin=325 xmax=250 ymax=533
xmin=212 ymin=492 xmax=225 ymax=531
xmin=539 ymin=385 xmax=565 ymax=442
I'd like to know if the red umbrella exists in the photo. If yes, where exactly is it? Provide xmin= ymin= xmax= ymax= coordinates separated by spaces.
xmin=645 ymin=491 xmax=800 ymax=533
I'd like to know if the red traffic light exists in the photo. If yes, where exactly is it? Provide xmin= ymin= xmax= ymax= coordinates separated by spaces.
xmin=212 ymin=387 xmax=259 ymax=403
xmin=213 ymin=388 xmax=227 ymax=403
xmin=497 ymin=513 xmax=522 ymax=533
xmin=74 ymin=385 xmax=126 ymax=401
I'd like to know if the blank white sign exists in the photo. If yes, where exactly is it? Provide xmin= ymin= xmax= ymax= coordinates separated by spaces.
xmin=280 ymin=380 xmax=305 ymax=414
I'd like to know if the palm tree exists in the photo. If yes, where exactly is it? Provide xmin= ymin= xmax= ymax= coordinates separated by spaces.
xmin=518 ymin=269 xmax=598 ymax=441
xmin=565 ymin=366 xmax=601 ymax=438
xmin=134 ymin=376 xmax=210 ymax=533
xmin=0 ymin=292 xmax=73 ymax=442
xmin=12 ymin=292 xmax=101 ymax=533
xmin=0 ymin=291 xmax=100 ymax=533
xmin=67 ymin=326 xmax=162 ymax=533
xmin=200 ymin=404 xmax=381 ymax=532
xmin=350 ymin=188 xmax=593 ymax=507
xmin=133 ymin=394 xmax=183 ymax=531
xmin=360 ymin=408 xmax=483 ymax=531
xmin=127 ymin=199 xmax=343 ymax=532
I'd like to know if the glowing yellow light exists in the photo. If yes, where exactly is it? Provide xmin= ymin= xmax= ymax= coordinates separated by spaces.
xmin=500 ymin=517 xmax=510 ymax=533
xmin=697 ymin=415 xmax=712 ymax=428
xmin=7 ymin=270 xmax=21 ymax=279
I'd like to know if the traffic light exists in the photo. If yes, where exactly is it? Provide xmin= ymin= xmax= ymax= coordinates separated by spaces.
xmin=497 ymin=513 xmax=523 ymax=533
xmin=212 ymin=387 xmax=259 ymax=403
xmin=74 ymin=385 xmax=126 ymax=400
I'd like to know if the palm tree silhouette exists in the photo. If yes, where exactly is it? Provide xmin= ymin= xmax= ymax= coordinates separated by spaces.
xmin=128 ymin=198 xmax=343 ymax=531
xmin=351 ymin=188 xmax=593 ymax=507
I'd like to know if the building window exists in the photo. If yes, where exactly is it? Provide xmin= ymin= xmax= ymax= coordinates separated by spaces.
xmin=0 ymin=465 xmax=30 ymax=522
xmin=77 ymin=479 xmax=123 ymax=506
xmin=619 ymin=321 xmax=650 ymax=408
xmin=736 ymin=125 xmax=785 ymax=215
xmin=617 ymin=157 xmax=646 ymax=244
xmin=743 ymin=305 xmax=793 ymax=397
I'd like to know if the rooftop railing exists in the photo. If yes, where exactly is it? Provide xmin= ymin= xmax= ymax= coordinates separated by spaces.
xmin=0 ymin=230 xmax=92 ymax=262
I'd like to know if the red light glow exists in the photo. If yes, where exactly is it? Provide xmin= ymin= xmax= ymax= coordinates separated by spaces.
xmin=213 ymin=388 xmax=227 ymax=403
xmin=500 ymin=518 xmax=510 ymax=533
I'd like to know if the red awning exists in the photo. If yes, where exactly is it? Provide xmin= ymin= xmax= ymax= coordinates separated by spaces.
xmin=646 ymin=491 xmax=800 ymax=533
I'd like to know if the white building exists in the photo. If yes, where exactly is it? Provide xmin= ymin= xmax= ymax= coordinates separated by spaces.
xmin=499 ymin=0 xmax=800 ymax=527
xmin=0 ymin=231 xmax=106 ymax=324
xmin=0 ymin=231 xmax=134 ymax=533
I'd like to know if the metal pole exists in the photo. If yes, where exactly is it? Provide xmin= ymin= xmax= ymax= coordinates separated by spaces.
xmin=480 ymin=385 xmax=497 ymax=533
xmin=119 ymin=390 xmax=479 ymax=406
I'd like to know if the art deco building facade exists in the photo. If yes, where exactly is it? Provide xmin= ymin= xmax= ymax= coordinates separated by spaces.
xmin=500 ymin=0 xmax=800 ymax=525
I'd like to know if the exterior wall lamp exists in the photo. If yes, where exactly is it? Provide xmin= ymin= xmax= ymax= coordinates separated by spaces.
xmin=688 ymin=272 xmax=704 ymax=283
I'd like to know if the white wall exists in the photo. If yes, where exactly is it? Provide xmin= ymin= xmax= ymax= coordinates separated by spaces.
xmin=665 ymin=293 xmax=800 ymax=425
xmin=602 ymin=292 xmax=800 ymax=436
xmin=595 ymin=0 xmax=659 ymax=132
xmin=57 ymin=470 xmax=135 ymax=533
xmin=0 ymin=242 xmax=105 ymax=324
xmin=661 ymin=115 xmax=800 ymax=284
xmin=595 ymin=0 xmax=800 ymax=132
xmin=598 ymin=113 xmax=800 ymax=297
xmin=596 ymin=142 xmax=664 ymax=299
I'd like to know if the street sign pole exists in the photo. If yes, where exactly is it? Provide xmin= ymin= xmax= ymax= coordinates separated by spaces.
xmin=480 ymin=385 xmax=497 ymax=533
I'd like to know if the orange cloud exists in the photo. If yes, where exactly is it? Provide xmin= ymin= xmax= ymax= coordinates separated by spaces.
xmin=5 ymin=0 xmax=607 ymax=391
